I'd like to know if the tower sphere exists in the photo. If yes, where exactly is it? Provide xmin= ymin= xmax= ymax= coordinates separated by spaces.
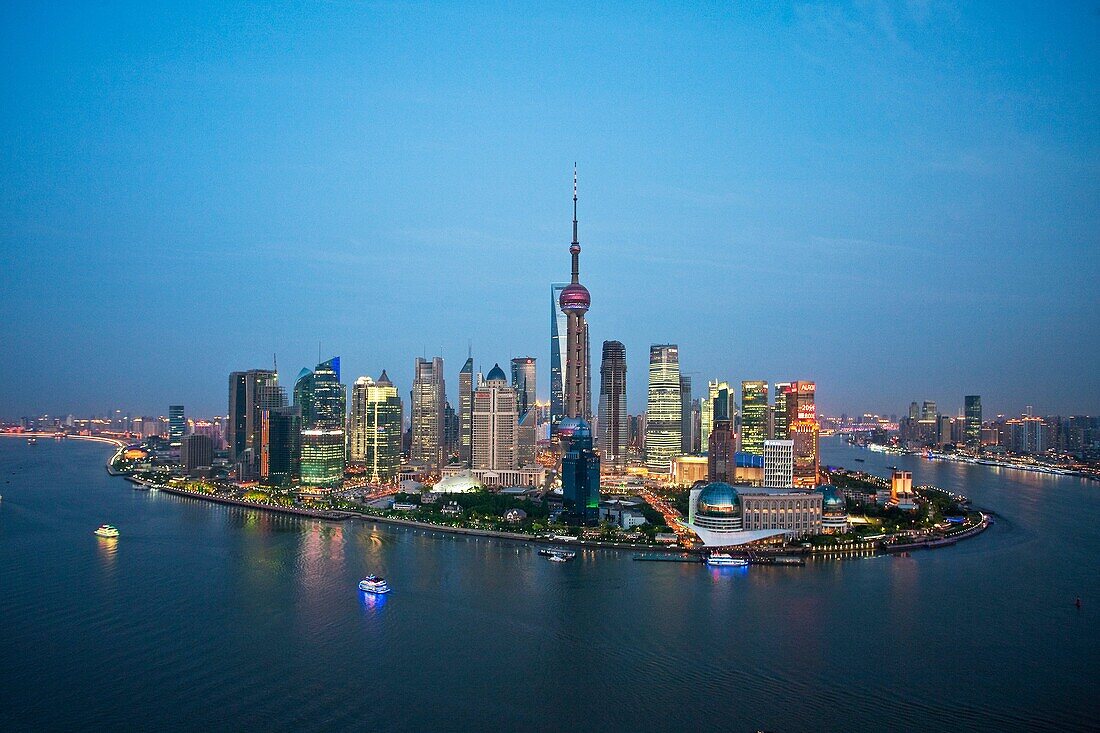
xmin=559 ymin=282 xmax=590 ymax=313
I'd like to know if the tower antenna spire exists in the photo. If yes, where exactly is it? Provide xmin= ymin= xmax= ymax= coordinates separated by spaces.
xmin=570 ymin=163 xmax=580 ymax=283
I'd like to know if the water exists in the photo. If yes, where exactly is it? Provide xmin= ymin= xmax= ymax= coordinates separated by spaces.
xmin=0 ymin=437 xmax=1096 ymax=732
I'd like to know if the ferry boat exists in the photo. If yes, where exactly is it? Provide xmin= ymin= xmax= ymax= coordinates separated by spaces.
xmin=94 ymin=524 xmax=120 ymax=538
xmin=538 ymin=548 xmax=577 ymax=560
xmin=705 ymin=553 xmax=748 ymax=567
xmin=358 ymin=574 xmax=391 ymax=594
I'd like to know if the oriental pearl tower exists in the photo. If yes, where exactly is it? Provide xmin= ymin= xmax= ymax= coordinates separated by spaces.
xmin=559 ymin=166 xmax=591 ymax=420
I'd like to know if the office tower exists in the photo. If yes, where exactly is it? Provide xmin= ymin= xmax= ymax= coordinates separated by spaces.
xmin=909 ymin=401 xmax=921 ymax=421
xmin=168 ymin=405 xmax=185 ymax=448
xmin=349 ymin=372 xmax=402 ymax=483
xmin=561 ymin=419 xmax=600 ymax=524
xmin=773 ymin=381 xmax=792 ymax=440
xmin=550 ymin=283 xmax=568 ymax=430
xmin=411 ymin=356 xmax=446 ymax=471
xmin=517 ymin=407 xmax=537 ymax=466
xmin=680 ymin=375 xmax=693 ymax=454
xmin=295 ymin=357 xmax=346 ymax=429
xmin=921 ymin=400 xmax=938 ymax=422
xmin=700 ymin=379 xmax=733 ymax=451
xmin=597 ymin=340 xmax=628 ymax=466
xmin=472 ymin=364 xmax=518 ymax=470
xmin=180 ymin=434 xmax=213 ymax=475
xmin=937 ymin=414 xmax=953 ymax=445
xmin=787 ymin=381 xmax=819 ymax=487
xmin=740 ymin=381 xmax=769 ymax=456
xmin=645 ymin=345 xmax=682 ymax=473
xmin=691 ymin=400 xmax=702 ymax=453
xmin=707 ymin=418 xmax=735 ymax=483
xmin=228 ymin=369 xmax=275 ymax=461
xmin=891 ymin=470 xmax=915 ymax=507
xmin=300 ymin=429 xmax=345 ymax=487
xmin=559 ymin=167 xmax=592 ymax=422
xmin=459 ymin=357 xmax=473 ymax=466
xmin=764 ymin=439 xmax=794 ymax=488
xmin=443 ymin=402 xmax=459 ymax=458
xmin=965 ymin=395 xmax=982 ymax=449
xmin=511 ymin=357 xmax=537 ymax=417
xmin=261 ymin=405 xmax=300 ymax=487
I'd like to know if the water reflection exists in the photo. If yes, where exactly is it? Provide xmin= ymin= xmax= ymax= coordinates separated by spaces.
xmin=95 ymin=536 xmax=118 ymax=572
xmin=359 ymin=589 xmax=388 ymax=614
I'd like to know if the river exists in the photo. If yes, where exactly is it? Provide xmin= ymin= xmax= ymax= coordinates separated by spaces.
xmin=0 ymin=437 xmax=1095 ymax=732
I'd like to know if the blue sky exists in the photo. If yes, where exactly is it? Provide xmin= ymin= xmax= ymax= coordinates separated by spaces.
xmin=1 ymin=1 xmax=1097 ymax=419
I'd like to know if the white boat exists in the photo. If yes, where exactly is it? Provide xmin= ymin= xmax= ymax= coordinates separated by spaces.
xmin=94 ymin=524 xmax=120 ymax=538
xmin=358 ymin=574 xmax=391 ymax=594
xmin=705 ymin=553 xmax=748 ymax=567
xmin=547 ymin=555 xmax=568 ymax=563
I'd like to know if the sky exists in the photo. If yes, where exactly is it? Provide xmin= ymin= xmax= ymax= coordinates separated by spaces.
xmin=1 ymin=1 xmax=1098 ymax=420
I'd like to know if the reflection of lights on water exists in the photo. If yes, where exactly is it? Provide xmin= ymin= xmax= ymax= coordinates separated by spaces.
xmin=359 ymin=589 xmax=388 ymax=611
xmin=96 ymin=537 xmax=119 ymax=569
xmin=707 ymin=566 xmax=748 ymax=579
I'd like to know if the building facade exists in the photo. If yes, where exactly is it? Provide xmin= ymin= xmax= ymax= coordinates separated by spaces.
xmin=300 ymin=429 xmax=345 ymax=487
xmin=965 ymin=395 xmax=982 ymax=449
xmin=411 ymin=356 xmax=446 ymax=471
xmin=510 ymin=357 xmax=536 ymax=417
xmin=740 ymin=381 xmax=768 ymax=456
xmin=645 ymin=344 xmax=681 ymax=473
xmin=763 ymin=439 xmax=794 ymax=488
xmin=349 ymin=372 xmax=403 ymax=484
xmin=180 ymin=433 xmax=213 ymax=474
xmin=459 ymin=357 xmax=473 ymax=466
xmin=168 ymin=405 xmax=186 ymax=449
xmin=561 ymin=419 xmax=600 ymax=524
xmin=472 ymin=364 xmax=518 ymax=471
xmin=597 ymin=340 xmax=628 ymax=466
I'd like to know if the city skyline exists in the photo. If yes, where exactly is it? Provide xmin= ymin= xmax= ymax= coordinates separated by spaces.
xmin=2 ymin=4 xmax=1098 ymax=418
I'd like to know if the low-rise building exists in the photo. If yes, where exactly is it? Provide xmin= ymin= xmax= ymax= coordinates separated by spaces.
xmin=684 ymin=482 xmax=823 ymax=547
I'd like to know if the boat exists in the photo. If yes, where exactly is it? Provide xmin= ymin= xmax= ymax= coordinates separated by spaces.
xmin=705 ymin=553 xmax=748 ymax=567
xmin=547 ymin=554 xmax=568 ymax=563
xmin=27 ymin=437 xmax=37 ymax=445
xmin=94 ymin=524 xmax=120 ymax=538
xmin=538 ymin=548 xmax=577 ymax=560
xmin=358 ymin=574 xmax=391 ymax=594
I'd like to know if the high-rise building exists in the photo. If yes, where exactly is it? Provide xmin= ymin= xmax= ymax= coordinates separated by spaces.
xmin=680 ymin=375 xmax=693 ymax=454
xmin=559 ymin=168 xmax=592 ymax=423
xmin=763 ymin=439 xmax=794 ymax=488
xmin=561 ymin=419 xmax=600 ymax=524
xmin=443 ymin=402 xmax=459 ymax=458
xmin=700 ymin=379 xmax=732 ymax=453
xmin=459 ymin=357 xmax=474 ymax=466
xmin=597 ymin=340 xmax=628 ymax=467
xmin=180 ymin=434 xmax=213 ymax=475
xmin=740 ymin=381 xmax=769 ymax=456
xmin=550 ymin=283 xmax=568 ymax=430
xmin=510 ymin=357 xmax=536 ymax=417
xmin=228 ymin=369 xmax=279 ymax=464
xmin=168 ymin=405 xmax=186 ymax=448
xmin=473 ymin=364 xmax=518 ymax=471
xmin=411 ymin=356 xmax=446 ymax=471
xmin=707 ymin=419 xmax=735 ymax=483
xmin=261 ymin=405 xmax=300 ymax=487
xmin=965 ymin=395 xmax=982 ymax=449
xmin=300 ymin=429 xmax=345 ymax=487
xmin=646 ymin=344 xmax=681 ymax=473
xmin=909 ymin=401 xmax=921 ymax=421
xmin=349 ymin=372 xmax=402 ymax=484
xmin=773 ymin=382 xmax=792 ymax=440
xmin=922 ymin=400 xmax=938 ymax=422
xmin=296 ymin=357 xmax=346 ymax=429
xmin=787 ymin=381 xmax=819 ymax=487
xmin=516 ymin=407 xmax=537 ymax=466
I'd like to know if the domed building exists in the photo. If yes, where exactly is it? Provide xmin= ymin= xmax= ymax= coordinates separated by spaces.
xmin=815 ymin=484 xmax=849 ymax=532
xmin=684 ymin=481 xmax=825 ymax=547
xmin=432 ymin=470 xmax=483 ymax=494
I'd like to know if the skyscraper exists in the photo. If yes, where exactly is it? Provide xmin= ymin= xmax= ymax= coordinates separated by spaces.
xmin=740 ymin=381 xmax=769 ymax=456
xmin=707 ymin=418 xmax=735 ymax=483
xmin=411 ymin=356 xmax=446 ymax=471
xmin=786 ymin=382 xmax=819 ymax=487
xmin=680 ymin=375 xmax=693 ymax=454
xmin=261 ymin=404 xmax=300 ymax=487
xmin=772 ymin=381 xmax=792 ymax=440
xmin=510 ymin=357 xmax=537 ymax=417
xmin=561 ymin=419 xmax=600 ymax=525
xmin=228 ymin=369 xmax=281 ymax=478
xmin=597 ymin=340 xmax=628 ymax=467
xmin=550 ymin=283 xmax=568 ymax=430
xmin=559 ymin=167 xmax=592 ymax=422
xmin=965 ymin=395 xmax=982 ymax=449
xmin=645 ymin=344 xmax=682 ymax=473
xmin=296 ymin=357 xmax=346 ymax=429
xmin=472 ymin=364 xmax=518 ymax=470
xmin=922 ymin=400 xmax=938 ymax=422
xmin=300 ymin=429 xmax=345 ymax=487
xmin=700 ymin=379 xmax=732 ymax=452
xmin=764 ymin=439 xmax=794 ymax=488
xmin=349 ymin=372 xmax=403 ymax=484
xmin=168 ymin=405 xmax=185 ymax=448
xmin=459 ymin=357 xmax=473 ymax=466
xmin=180 ymin=433 xmax=213 ymax=475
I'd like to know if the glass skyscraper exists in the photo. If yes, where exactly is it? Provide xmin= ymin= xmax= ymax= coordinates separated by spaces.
xmin=965 ymin=395 xmax=982 ymax=449
xmin=562 ymin=419 xmax=600 ymax=525
xmin=459 ymin=357 xmax=473 ymax=467
xmin=300 ymin=429 xmax=345 ymax=487
xmin=740 ymin=380 xmax=769 ymax=456
xmin=597 ymin=340 xmax=627 ymax=466
xmin=772 ymin=382 xmax=792 ymax=440
xmin=411 ymin=356 xmax=446 ymax=471
xmin=510 ymin=357 xmax=537 ymax=417
xmin=350 ymin=372 xmax=402 ymax=484
xmin=645 ymin=344 xmax=682 ymax=474
xmin=168 ymin=404 xmax=185 ymax=448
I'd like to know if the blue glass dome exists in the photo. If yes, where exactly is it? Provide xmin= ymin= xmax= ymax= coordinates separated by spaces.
xmin=486 ymin=364 xmax=507 ymax=382
xmin=696 ymin=482 xmax=741 ymax=517
xmin=816 ymin=484 xmax=844 ymax=509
